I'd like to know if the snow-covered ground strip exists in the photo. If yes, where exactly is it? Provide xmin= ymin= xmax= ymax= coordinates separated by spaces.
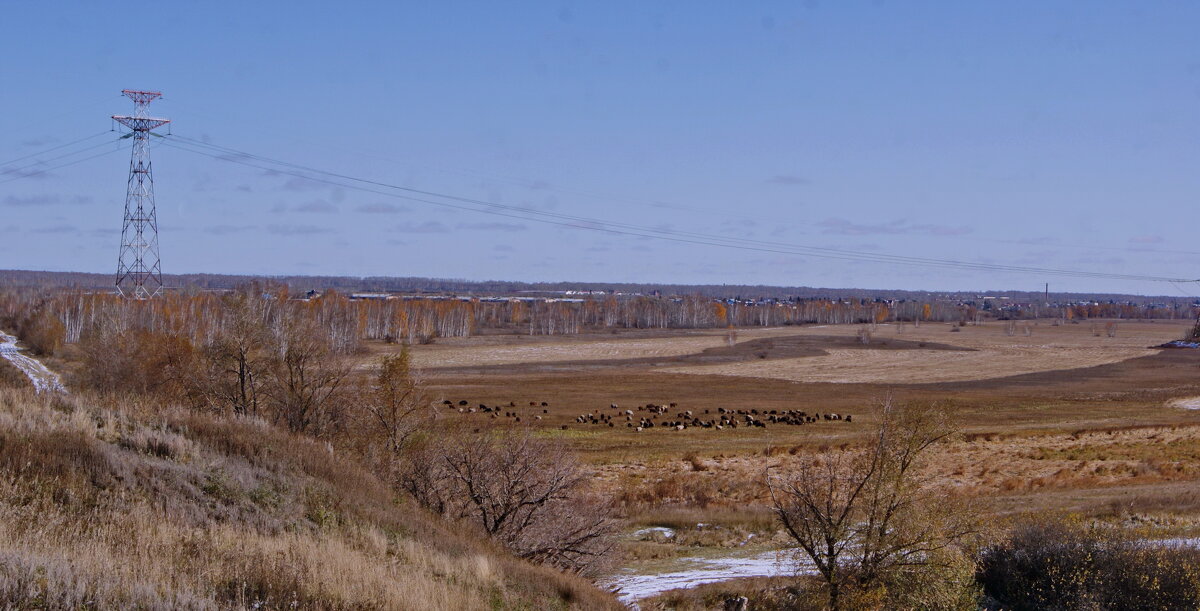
xmin=603 ymin=537 xmax=1200 ymax=607
xmin=1154 ymin=537 xmax=1200 ymax=548
xmin=0 ymin=332 xmax=67 ymax=394
xmin=632 ymin=527 xmax=676 ymax=539
xmin=1168 ymin=397 xmax=1200 ymax=410
xmin=603 ymin=548 xmax=808 ymax=607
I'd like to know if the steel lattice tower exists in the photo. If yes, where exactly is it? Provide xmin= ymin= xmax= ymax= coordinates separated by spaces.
xmin=112 ymin=89 xmax=170 ymax=299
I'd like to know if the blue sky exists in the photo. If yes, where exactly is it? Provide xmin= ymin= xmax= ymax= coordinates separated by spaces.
xmin=1 ymin=1 xmax=1198 ymax=294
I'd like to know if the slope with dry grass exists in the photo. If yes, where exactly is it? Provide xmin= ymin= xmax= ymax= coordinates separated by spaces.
xmin=0 ymin=387 xmax=620 ymax=610
xmin=0 ymin=358 xmax=31 ymax=391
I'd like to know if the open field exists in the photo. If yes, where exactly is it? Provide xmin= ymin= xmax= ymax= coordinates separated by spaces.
xmin=394 ymin=318 xmax=1200 ymax=513
xmin=380 ymin=319 xmax=1200 ymax=601
xmin=7 ymin=311 xmax=1200 ymax=604
xmin=416 ymin=320 xmax=1185 ymax=383
xmin=401 ymin=320 xmax=1200 ymax=458
xmin=395 ymin=327 xmax=799 ymax=370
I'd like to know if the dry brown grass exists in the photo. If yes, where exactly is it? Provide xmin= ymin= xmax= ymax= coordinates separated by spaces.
xmin=582 ymin=422 xmax=1200 ymax=543
xmin=659 ymin=320 xmax=1187 ymax=384
xmin=638 ymin=576 xmax=805 ymax=610
xmin=403 ymin=327 xmax=800 ymax=370
xmin=0 ymin=388 xmax=620 ymax=610
xmin=0 ymin=357 xmax=30 ymax=391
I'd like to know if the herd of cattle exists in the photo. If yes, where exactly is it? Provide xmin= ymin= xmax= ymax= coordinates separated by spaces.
xmin=573 ymin=403 xmax=851 ymax=432
xmin=442 ymin=399 xmax=551 ymax=423
xmin=441 ymin=399 xmax=851 ymax=432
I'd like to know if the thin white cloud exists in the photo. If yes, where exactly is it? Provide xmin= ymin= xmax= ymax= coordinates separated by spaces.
xmin=267 ymin=224 xmax=334 ymax=236
xmin=1129 ymin=235 xmax=1164 ymax=244
xmin=767 ymin=174 xmax=810 ymax=185
xmin=204 ymin=224 xmax=258 ymax=235
xmin=393 ymin=221 xmax=450 ymax=233
xmin=355 ymin=202 xmax=411 ymax=214
xmin=294 ymin=200 xmax=338 ymax=213
xmin=456 ymin=222 xmax=527 ymax=232
xmin=817 ymin=218 xmax=972 ymax=236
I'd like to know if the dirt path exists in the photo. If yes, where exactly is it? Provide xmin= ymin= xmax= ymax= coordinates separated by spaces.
xmin=0 ymin=331 xmax=66 ymax=393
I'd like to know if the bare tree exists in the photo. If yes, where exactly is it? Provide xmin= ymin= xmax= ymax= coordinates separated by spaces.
xmin=768 ymin=400 xmax=981 ymax=610
xmin=201 ymin=294 xmax=270 ymax=417
xmin=264 ymin=312 xmax=350 ymax=435
xmin=400 ymin=429 xmax=617 ymax=575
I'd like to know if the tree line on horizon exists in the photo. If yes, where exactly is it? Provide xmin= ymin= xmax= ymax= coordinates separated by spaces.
xmin=0 ymin=285 xmax=1194 ymax=363
xmin=0 ymin=269 xmax=1192 ymax=306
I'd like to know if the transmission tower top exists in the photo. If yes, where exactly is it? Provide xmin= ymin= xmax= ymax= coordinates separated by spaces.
xmin=112 ymin=90 xmax=169 ymax=133
xmin=121 ymin=89 xmax=163 ymax=111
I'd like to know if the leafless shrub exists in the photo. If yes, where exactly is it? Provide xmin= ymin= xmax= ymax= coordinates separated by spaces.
xmin=198 ymin=293 xmax=271 ymax=417
xmin=767 ymin=399 xmax=983 ymax=610
xmin=856 ymin=326 xmax=872 ymax=345
xmin=685 ymin=451 xmax=709 ymax=472
xmin=400 ymin=428 xmax=618 ymax=575
xmin=118 ymin=425 xmax=195 ymax=461
xmin=14 ymin=309 xmax=65 ymax=356
xmin=979 ymin=518 xmax=1200 ymax=610
xmin=263 ymin=312 xmax=351 ymax=436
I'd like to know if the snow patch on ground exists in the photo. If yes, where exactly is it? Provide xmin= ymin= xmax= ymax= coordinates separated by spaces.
xmin=0 ymin=332 xmax=66 ymax=394
xmin=632 ymin=527 xmax=675 ymax=539
xmin=1167 ymin=397 xmax=1200 ymax=410
xmin=602 ymin=548 xmax=807 ymax=607
xmin=1154 ymin=537 xmax=1200 ymax=547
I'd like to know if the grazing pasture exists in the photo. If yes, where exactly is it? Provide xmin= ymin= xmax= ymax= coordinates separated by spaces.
xmin=371 ymin=319 xmax=1200 ymax=603
xmin=397 ymin=319 xmax=1200 ymax=512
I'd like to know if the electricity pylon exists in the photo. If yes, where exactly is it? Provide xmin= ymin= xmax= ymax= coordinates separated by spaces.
xmin=113 ymin=89 xmax=170 ymax=299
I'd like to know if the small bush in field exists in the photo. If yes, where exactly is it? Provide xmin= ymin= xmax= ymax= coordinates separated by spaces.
xmin=684 ymin=451 xmax=709 ymax=472
xmin=400 ymin=428 xmax=618 ymax=576
xmin=978 ymin=518 xmax=1200 ymax=610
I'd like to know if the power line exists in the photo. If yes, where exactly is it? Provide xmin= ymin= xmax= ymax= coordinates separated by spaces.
xmin=0 ymin=146 xmax=125 ymax=187
xmin=0 ymin=131 xmax=112 ymax=168
xmin=167 ymin=114 xmax=1200 ymax=261
xmin=161 ymin=136 xmax=1194 ymax=284
xmin=166 ymin=103 xmax=701 ymax=212
xmin=160 ymin=135 xmax=1198 ymax=284
xmin=0 ymin=136 xmax=123 ymax=181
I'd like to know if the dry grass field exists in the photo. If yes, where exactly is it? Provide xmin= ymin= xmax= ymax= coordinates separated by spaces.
xmin=7 ymin=315 xmax=1199 ymax=605
xmin=393 ymin=320 xmax=1200 ymax=518
xmin=660 ymin=322 xmax=1170 ymax=384
xmin=379 ymin=318 xmax=1200 ymax=602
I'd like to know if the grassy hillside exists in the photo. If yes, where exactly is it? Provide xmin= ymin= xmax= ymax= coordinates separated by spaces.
xmin=0 ymin=359 xmax=31 ymax=391
xmin=0 ymin=388 xmax=620 ymax=610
